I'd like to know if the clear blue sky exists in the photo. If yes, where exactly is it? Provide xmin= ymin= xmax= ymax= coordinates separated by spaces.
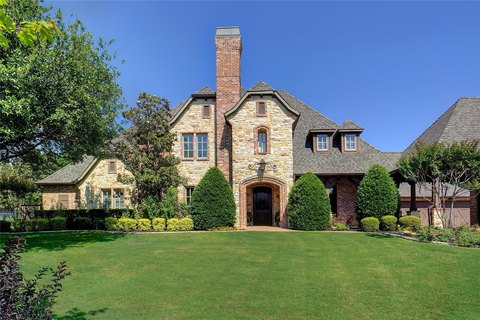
xmin=46 ymin=1 xmax=480 ymax=152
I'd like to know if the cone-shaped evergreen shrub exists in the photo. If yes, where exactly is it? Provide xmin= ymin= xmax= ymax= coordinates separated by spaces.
xmin=356 ymin=164 xmax=399 ymax=220
xmin=191 ymin=167 xmax=236 ymax=230
xmin=287 ymin=172 xmax=331 ymax=230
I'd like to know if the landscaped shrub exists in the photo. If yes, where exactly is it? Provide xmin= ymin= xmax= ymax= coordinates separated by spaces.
xmin=137 ymin=218 xmax=151 ymax=231
xmin=381 ymin=215 xmax=398 ymax=231
xmin=116 ymin=218 xmax=137 ymax=232
xmin=355 ymin=164 xmax=399 ymax=220
xmin=35 ymin=218 xmax=50 ymax=231
xmin=93 ymin=218 xmax=105 ymax=230
xmin=73 ymin=217 xmax=93 ymax=230
xmin=399 ymin=216 xmax=421 ymax=232
xmin=140 ymin=196 xmax=162 ymax=219
xmin=12 ymin=220 xmax=25 ymax=232
xmin=167 ymin=218 xmax=193 ymax=231
xmin=50 ymin=217 xmax=67 ymax=230
xmin=191 ymin=167 xmax=236 ymax=230
xmin=455 ymin=227 xmax=480 ymax=247
xmin=431 ymin=228 xmax=455 ymax=242
xmin=24 ymin=220 xmax=34 ymax=231
xmin=334 ymin=223 xmax=349 ymax=231
xmin=287 ymin=172 xmax=331 ymax=231
xmin=361 ymin=217 xmax=380 ymax=232
xmin=160 ymin=187 xmax=179 ymax=219
xmin=152 ymin=218 xmax=166 ymax=231
xmin=0 ymin=220 xmax=12 ymax=232
xmin=105 ymin=217 xmax=118 ymax=231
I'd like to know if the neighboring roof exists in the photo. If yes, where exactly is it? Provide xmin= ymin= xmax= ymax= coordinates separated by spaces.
xmin=339 ymin=120 xmax=364 ymax=132
xmin=404 ymin=97 xmax=480 ymax=154
xmin=276 ymin=90 xmax=401 ymax=175
xmin=398 ymin=182 xmax=470 ymax=198
xmin=36 ymin=156 xmax=97 ymax=185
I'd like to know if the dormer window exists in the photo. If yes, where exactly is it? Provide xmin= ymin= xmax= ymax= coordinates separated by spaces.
xmin=202 ymin=105 xmax=210 ymax=118
xmin=256 ymin=101 xmax=266 ymax=117
xmin=316 ymin=134 xmax=329 ymax=151
xmin=345 ymin=134 xmax=357 ymax=151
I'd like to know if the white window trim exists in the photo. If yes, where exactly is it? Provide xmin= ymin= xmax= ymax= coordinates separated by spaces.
xmin=345 ymin=134 xmax=357 ymax=151
xmin=316 ymin=134 xmax=329 ymax=151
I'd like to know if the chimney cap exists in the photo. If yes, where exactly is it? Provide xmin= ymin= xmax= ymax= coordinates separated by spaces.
xmin=216 ymin=26 xmax=240 ymax=37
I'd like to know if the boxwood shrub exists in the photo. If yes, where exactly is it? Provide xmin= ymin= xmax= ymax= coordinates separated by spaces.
xmin=35 ymin=218 xmax=50 ymax=231
xmin=381 ymin=215 xmax=397 ymax=231
xmin=152 ymin=218 xmax=166 ymax=231
xmin=399 ymin=216 xmax=421 ymax=232
xmin=287 ymin=172 xmax=331 ymax=231
xmin=50 ymin=217 xmax=67 ymax=230
xmin=105 ymin=217 xmax=118 ymax=231
xmin=93 ymin=218 xmax=105 ymax=230
xmin=361 ymin=217 xmax=380 ymax=232
xmin=137 ymin=219 xmax=151 ymax=231
xmin=167 ymin=218 xmax=193 ymax=231
xmin=116 ymin=218 xmax=137 ymax=231
xmin=73 ymin=217 xmax=93 ymax=230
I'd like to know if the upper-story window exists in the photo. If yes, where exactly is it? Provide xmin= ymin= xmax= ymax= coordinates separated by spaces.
xmin=316 ymin=134 xmax=329 ymax=151
xmin=256 ymin=101 xmax=267 ymax=117
xmin=202 ymin=105 xmax=210 ymax=119
xmin=183 ymin=134 xmax=194 ymax=159
xmin=345 ymin=134 xmax=357 ymax=151
xmin=108 ymin=160 xmax=117 ymax=174
xmin=196 ymin=133 xmax=208 ymax=159
xmin=258 ymin=129 xmax=267 ymax=154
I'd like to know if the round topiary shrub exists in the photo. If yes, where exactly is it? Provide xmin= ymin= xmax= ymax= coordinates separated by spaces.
xmin=137 ymin=218 xmax=151 ymax=231
xmin=287 ymin=172 xmax=331 ymax=230
xmin=399 ymin=216 xmax=421 ymax=232
xmin=381 ymin=215 xmax=398 ymax=231
xmin=356 ymin=164 xmax=399 ymax=220
xmin=361 ymin=217 xmax=380 ymax=232
xmin=191 ymin=167 xmax=236 ymax=230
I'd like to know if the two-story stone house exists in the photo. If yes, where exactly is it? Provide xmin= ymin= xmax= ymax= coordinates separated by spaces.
xmin=37 ymin=26 xmax=403 ymax=227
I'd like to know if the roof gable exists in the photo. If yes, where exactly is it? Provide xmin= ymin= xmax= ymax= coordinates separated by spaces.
xmin=36 ymin=156 xmax=97 ymax=185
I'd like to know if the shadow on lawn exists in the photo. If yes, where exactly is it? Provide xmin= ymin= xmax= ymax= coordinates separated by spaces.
xmin=55 ymin=307 xmax=108 ymax=320
xmin=366 ymin=233 xmax=394 ymax=240
xmin=0 ymin=231 xmax=125 ymax=252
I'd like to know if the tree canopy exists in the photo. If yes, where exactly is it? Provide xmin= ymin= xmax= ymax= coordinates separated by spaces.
xmin=113 ymin=92 xmax=183 ymax=202
xmin=0 ymin=0 xmax=123 ymax=172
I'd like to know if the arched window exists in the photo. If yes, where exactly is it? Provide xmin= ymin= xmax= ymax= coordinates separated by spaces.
xmin=255 ymin=126 xmax=270 ymax=154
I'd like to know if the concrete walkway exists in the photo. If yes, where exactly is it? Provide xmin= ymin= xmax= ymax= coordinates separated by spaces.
xmin=246 ymin=226 xmax=296 ymax=232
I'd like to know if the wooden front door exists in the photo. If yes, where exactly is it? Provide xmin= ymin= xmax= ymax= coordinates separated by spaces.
xmin=253 ymin=187 xmax=272 ymax=226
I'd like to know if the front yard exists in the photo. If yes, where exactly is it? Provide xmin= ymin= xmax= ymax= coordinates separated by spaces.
xmin=1 ymin=231 xmax=479 ymax=319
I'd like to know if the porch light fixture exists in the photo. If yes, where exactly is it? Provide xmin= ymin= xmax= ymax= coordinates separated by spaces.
xmin=247 ymin=159 xmax=277 ymax=173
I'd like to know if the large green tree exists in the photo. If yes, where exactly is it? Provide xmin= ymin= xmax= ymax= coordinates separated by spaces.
xmin=399 ymin=141 xmax=480 ymax=228
xmin=0 ymin=0 xmax=123 ymax=172
xmin=355 ymin=164 xmax=399 ymax=220
xmin=0 ymin=161 xmax=39 ymax=212
xmin=113 ymin=92 xmax=183 ymax=203
xmin=287 ymin=172 xmax=331 ymax=230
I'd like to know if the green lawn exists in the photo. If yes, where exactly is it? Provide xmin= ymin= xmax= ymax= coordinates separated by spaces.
xmin=1 ymin=231 xmax=479 ymax=319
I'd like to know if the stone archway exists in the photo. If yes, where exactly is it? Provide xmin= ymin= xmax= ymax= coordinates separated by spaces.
xmin=239 ymin=176 xmax=288 ymax=228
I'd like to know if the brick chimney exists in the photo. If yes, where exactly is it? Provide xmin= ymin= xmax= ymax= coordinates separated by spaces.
xmin=215 ymin=26 xmax=242 ymax=183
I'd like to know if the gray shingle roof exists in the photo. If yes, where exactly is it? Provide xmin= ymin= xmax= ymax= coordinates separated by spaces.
xmin=193 ymin=86 xmax=215 ymax=95
xmin=250 ymin=81 xmax=274 ymax=92
xmin=36 ymin=156 xmax=97 ymax=185
xmin=398 ymin=182 xmax=469 ymax=198
xmin=340 ymin=120 xmax=364 ymax=131
xmin=405 ymin=97 xmax=480 ymax=154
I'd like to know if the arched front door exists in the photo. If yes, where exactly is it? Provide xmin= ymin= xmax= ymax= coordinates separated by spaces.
xmin=253 ymin=186 xmax=272 ymax=226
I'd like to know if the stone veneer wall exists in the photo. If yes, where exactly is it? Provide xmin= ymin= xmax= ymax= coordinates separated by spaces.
xmin=171 ymin=99 xmax=216 ymax=202
xmin=319 ymin=176 xmax=360 ymax=226
xmin=41 ymin=185 xmax=79 ymax=210
xmin=228 ymin=96 xmax=296 ymax=226
xmin=77 ymin=159 xmax=134 ymax=209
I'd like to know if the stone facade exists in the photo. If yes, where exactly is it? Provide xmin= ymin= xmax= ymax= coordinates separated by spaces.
xmin=171 ymin=99 xmax=216 ymax=201
xmin=41 ymin=185 xmax=79 ymax=210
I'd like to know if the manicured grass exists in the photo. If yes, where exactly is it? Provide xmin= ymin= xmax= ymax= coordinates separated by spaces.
xmin=1 ymin=231 xmax=479 ymax=319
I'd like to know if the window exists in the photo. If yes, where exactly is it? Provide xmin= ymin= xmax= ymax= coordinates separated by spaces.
xmin=258 ymin=130 xmax=267 ymax=154
xmin=316 ymin=134 xmax=329 ymax=151
xmin=113 ymin=189 xmax=125 ymax=209
xmin=196 ymin=134 xmax=208 ymax=159
xmin=202 ymin=105 xmax=210 ymax=118
xmin=183 ymin=134 xmax=194 ymax=159
xmin=185 ymin=187 xmax=194 ymax=205
xmin=108 ymin=161 xmax=117 ymax=174
xmin=257 ymin=101 xmax=266 ymax=116
xmin=345 ymin=134 xmax=357 ymax=151
xmin=58 ymin=194 xmax=69 ymax=209
xmin=102 ymin=189 xmax=112 ymax=209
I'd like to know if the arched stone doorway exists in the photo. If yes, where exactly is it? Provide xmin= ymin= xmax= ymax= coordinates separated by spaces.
xmin=239 ymin=176 xmax=288 ymax=228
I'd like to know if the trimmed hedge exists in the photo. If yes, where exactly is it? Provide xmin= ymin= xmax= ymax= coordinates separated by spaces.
xmin=74 ymin=217 xmax=93 ymax=230
xmin=356 ymin=164 xmax=399 ymax=220
xmin=287 ymin=172 xmax=331 ymax=231
xmin=33 ymin=208 xmax=135 ymax=219
xmin=51 ymin=217 xmax=67 ymax=230
xmin=105 ymin=217 xmax=118 ymax=231
xmin=381 ymin=215 xmax=397 ymax=231
xmin=191 ymin=167 xmax=236 ymax=230
xmin=399 ymin=216 xmax=421 ymax=232
xmin=116 ymin=218 xmax=137 ymax=231
xmin=152 ymin=218 xmax=166 ymax=231
xmin=35 ymin=218 xmax=50 ymax=231
xmin=361 ymin=217 xmax=380 ymax=232
xmin=137 ymin=219 xmax=151 ymax=231
xmin=167 ymin=218 xmax=193 ymax=231
xmin=0 ymin=220 xmax=12 ymax=232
